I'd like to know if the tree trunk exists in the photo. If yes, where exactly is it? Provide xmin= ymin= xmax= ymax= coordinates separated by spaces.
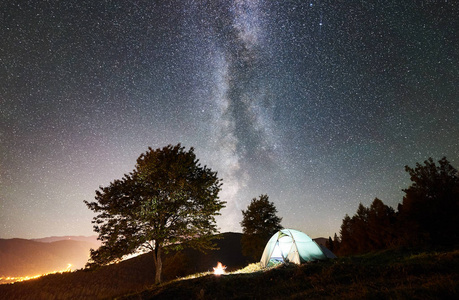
xmin=153 ymin=243 xmax=162 ymax=284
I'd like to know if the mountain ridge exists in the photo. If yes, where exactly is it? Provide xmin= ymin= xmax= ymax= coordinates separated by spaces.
xmin=0 ymin=238 xmax=99 ymax=277
xmin=30 ymin=235 xmax=100 ymax=244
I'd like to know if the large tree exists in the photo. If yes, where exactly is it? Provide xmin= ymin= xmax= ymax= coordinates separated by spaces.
xmin=84 ymin=144 xmax=225 ymax=284
xmin=397 ymin=157 xmax=459 ymax=247
xmin=240 ymin=194 xmax=283 ymax=261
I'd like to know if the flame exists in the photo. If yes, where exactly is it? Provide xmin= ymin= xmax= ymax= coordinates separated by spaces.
xmin=213 ymin=262 xmax=226 ymax=275
xmin=0 ymin=264 xmax=72 ymax=284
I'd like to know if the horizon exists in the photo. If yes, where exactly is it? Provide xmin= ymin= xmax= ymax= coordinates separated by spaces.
xmin=2 ymin=231 xmax=333 ymax=241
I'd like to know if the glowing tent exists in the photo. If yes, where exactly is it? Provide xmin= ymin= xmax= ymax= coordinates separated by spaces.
xmin=260 ymin=229 xmax=336 ymax=268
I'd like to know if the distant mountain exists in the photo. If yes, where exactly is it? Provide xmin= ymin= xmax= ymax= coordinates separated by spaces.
xmin=31 ymin=235 xmax=100 ymax=244
xmin=0 ymin=238 xmax=100 ymax=277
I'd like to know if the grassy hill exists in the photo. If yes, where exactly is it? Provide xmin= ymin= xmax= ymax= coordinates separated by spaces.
xmin=123 ymin=249 xmax=459 ymax=300
xmin=0 ymin=233 xmax=457 ymax=299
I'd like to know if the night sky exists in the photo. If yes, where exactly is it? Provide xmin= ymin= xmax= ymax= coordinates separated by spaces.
xmin=1 ymin=0 xmax=458 ymax=239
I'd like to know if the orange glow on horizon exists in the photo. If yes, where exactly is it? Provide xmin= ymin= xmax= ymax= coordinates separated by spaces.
xmin=0 ymin=264 xmax=72 ymax=284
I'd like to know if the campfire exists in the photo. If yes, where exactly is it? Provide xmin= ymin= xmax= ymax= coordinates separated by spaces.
xmin=213 ymin=262 xmax=226 ymax=275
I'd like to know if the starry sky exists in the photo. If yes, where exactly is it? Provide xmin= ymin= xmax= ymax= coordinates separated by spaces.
xmin=1 ymin=0 xmax=458 ymax=240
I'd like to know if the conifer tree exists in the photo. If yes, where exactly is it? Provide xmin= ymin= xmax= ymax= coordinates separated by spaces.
xmin=240 ymin=194 xmax=283 ymax=261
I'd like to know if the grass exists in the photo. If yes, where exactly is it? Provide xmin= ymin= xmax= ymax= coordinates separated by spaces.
xmin=1 ymin=247 xmax=457 ymax=299
xmin=121 ymin=249 xmax=459 ymax=300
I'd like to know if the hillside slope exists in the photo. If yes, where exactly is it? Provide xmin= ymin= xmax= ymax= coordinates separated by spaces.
xmin=2 ymin=247 xmax=456 ymax=300
xmin=123 ymin=249 xmax=459 ymax=300
xmin=0 ymin=232 xmax=249 ymax=299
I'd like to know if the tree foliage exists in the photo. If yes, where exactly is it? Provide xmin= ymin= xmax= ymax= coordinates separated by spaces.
xmin=240 ymin=194 xmax=283 ymax=261
xmin=337 ymin=199 xmax=396 ymax=255
xmin=336 ymin=157 xmax=458 ymax=255
xmin=84 ymin=144 xmax=225 ymax=284
xmin=398 ymin=157 xmax=459 ymax=246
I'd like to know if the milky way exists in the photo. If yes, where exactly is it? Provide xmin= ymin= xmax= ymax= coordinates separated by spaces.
xmin=1 ymin=0 xmax=458 ymax=239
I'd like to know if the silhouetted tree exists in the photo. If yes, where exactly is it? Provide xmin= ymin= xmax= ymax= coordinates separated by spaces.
xmin=338 ymin=214 xmax=354 ymax=255
xmin=354 ymin=203 xmax=371 ymax=253
xmin=240 ymin=194 xmax=283 ymax=261
xmin=326 ymin=234 xmax=340 ymax=254
xmin=337 ymin=157 xmax=458 ymax=255
xmin=367 ymin=198 xmax=396 ymax=249
xmin=326 ymin=236 xmax=334 ymax=252
xmin=333 ymin=233 xmax=341 ymax=252
xmin=338 ymin=199 xmax=396 ymax=255
xmin=84 ymin=144 xmax=225 ymax=284
xmin=397 ymin=157 xmax=459 ymax=247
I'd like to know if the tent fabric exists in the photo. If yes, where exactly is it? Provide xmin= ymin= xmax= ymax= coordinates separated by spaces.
xmin=260 ymin=229 xmax=336 ymax=268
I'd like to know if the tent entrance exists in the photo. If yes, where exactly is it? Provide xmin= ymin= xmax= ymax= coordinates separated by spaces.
xmin=270 ymin=242 xmax=284 ymax=261
xmin=268 ymin=237 xmax=296 ymax=266
xmin=267 ymin=242 xmax=284 ymax=267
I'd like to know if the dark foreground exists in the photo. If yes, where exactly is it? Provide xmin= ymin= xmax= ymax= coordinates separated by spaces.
xmin=121 ymin=249 xmax=458 ymax=300
xmin=1 ymin=248 xmax=458 ymax=299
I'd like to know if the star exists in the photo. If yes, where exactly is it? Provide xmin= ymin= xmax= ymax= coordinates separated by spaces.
xmin=1 ymin=0 xmax=458 ymax=239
